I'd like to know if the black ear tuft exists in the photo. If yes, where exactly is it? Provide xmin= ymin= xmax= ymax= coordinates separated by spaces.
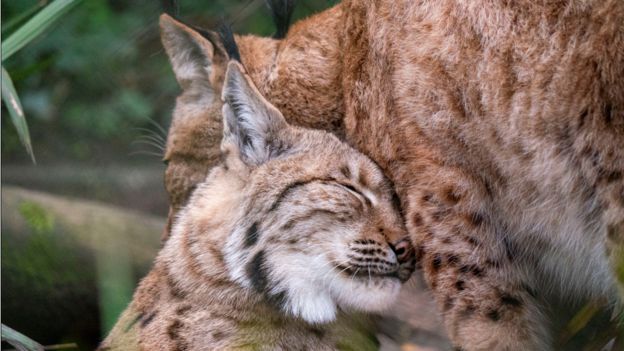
xmin=162 ymin=0 xmax=179 ymax=16
xmin=265 ymin=0 xmax=295 ymax=39
xmin=218 ymin=22 xmax=242 ymax=62
xmin=193 ymin=26 xmax=224 ymax=54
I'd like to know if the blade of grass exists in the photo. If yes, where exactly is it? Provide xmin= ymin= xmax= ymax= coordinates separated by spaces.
xmin=1 ymin=324 xmax=45 ymax=351
xmin=1 ymin=1 xmax=49 ymax=36
xmin=1 ymin=0 xmax=82 ymax=62
xmin=1 ymin=66 xmax=35 ymax=163
xmin=558 ymin=301 xmax=602 ymax=346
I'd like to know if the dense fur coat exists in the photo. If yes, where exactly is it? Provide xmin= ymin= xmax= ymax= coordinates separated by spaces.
xmin=155 ymin=1 xmax=624 ymax=349
xmin=338 ymin=1 xmax=623 ymax=349
xmin=99 ymin=61 xmax=415 ymax=350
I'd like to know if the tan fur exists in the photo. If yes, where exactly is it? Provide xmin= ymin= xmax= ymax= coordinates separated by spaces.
xmin=100 ymin=61 xmax=415 ymax=350
xmin=338 ymin=1 xmax=624 ymax=349
xmin=157 ymin=1 xmax=624 ymax=349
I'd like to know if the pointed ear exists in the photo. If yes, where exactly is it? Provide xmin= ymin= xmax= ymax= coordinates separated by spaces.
xmin=159 ymin=14 xmax=223 ymax=91
xmin=221 ymin=61 xmax=290 ymax=166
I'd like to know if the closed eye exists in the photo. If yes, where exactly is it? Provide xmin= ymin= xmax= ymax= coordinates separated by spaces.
xmin=334 ymin=182 xmax=372 ymax=207
xmin=269 ymin=177 xmax=372 ymax=213
xmin=281 ymin=208 xmax=349 ymax=230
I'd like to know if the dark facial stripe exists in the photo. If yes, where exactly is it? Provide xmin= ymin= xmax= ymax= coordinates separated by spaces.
xmin=268 ymin=177 xmax=333 ymax=212
xmin=246 ymin=250 xmax=286 ymax=309
xmin=244 ymin=221 xmax=260 ymax=247
xmin=247 ymin=250 xmax=270 ymax=294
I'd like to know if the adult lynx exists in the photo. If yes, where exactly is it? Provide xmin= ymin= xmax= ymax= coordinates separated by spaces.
xmin=158 ymin=1 xmax=624 ymax=349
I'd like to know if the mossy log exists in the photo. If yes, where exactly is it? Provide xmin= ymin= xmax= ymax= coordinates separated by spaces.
xmin=2 ymin=186 xmax=163 ymax=350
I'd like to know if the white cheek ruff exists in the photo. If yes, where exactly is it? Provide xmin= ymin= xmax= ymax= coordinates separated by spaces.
xmin=269 ymin=253 xmax=338 ymax=324
xmin=222 ymin=218 xmax=402 ymax=324
xmin=223 ymin=226 xmax=252 ymax=289
xmin=270 ymin=250 xmax=401 ymax=324
xmin=329 ymin=274 xmax=401 ymax=312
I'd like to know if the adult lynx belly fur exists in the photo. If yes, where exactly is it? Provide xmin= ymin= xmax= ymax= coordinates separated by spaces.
xmin=157 ymin=1 xmax=624 ymax=349
xmin=98 ymin=60 xmax=415 ymax=350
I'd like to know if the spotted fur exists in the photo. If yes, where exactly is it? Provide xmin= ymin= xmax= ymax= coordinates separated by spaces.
xmin=98 ymin=61 xmax=415 ymax=350
xmin=157 ymin=2 xmax=624 ymax=349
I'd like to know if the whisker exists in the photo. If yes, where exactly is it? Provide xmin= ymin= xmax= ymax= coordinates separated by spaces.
xmin=128 ymin=150 xmax=164 ymax=158
xmin=146 ymin=118 xmax=168 ymax=138
xmin=132 ymin=127 xmax=166 ymax=142
xmin=131 ymin=140 xmax=165 ymax=152
xmin=135 ymin=130 xmax=166 ymax=145
xmin=319 ymin=259 xmax=353 ymax=286
xmin=350 ymin=268 xmax=360 ymax=285
xmin=136 ymin=134 xmax=166 ymax=149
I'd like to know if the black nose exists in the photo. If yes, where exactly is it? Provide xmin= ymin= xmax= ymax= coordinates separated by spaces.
xmin=390 ymin=239 xmax=413 ymax=264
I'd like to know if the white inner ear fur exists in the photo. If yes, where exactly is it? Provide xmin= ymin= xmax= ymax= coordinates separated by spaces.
xmin=160 ymin=15 xmax=215 ymax=88
xmin=222 ymin=101 xmax=273 ymax=165
xmin=221 ymin=62 xmax=287 ymax=165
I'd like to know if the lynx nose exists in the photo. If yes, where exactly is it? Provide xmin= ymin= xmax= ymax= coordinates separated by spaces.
xmin=390 ymin=239 xmax=413 ymax=265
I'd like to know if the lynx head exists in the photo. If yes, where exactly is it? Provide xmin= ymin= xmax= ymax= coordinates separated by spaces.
xmin=159 ymin=6 xmax=344 ymax=240
xmin=209 ymin=60 xmax=416 ymax=324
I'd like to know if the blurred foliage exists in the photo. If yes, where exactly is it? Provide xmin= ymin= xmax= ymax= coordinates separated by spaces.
xmin=2 ymin=0 xmax=84 ymax=164
xmin=19 ymin=201 xmax=55 ymax=234
xmin=1 ymin=0 xmax=337 ymax=165
xmin=2 ymin=66 xmax=34 ymax=162
xmin=1 ymin=324 xmax=44 ymax=351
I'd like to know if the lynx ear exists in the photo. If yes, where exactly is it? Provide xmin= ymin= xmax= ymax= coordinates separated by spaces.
xmin=221 ymin=61 xmax=289 ymax=166
xmin=159 ymin=14 xmax=223 ymax=92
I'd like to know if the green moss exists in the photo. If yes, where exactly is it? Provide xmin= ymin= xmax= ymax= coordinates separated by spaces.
xmin=18 ymin=200 xmax=55 ymax=234
xmin=333 ymin=313 xmax=379 ymax=351
xmin=7 ymin=200 xmax=86 ymax=288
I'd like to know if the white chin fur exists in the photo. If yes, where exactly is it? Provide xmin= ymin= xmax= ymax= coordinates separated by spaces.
xmin=286 ymin=288 xmax=337 ymax=324
xmin=329 ymin=274 xmax=401 ymax=312
xmin=275 ymin=255 xmax=338 ymax=324
xmin=280 ymin=258 xmax=401 ymax=324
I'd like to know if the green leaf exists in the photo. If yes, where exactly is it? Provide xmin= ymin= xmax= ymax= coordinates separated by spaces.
xmin=2 ymin=66 xmax=35 ymax=163
xmin=1 ymin=324 xmax=45 ymax=351
xmin=1 ymin=2 xmax=49 ymax=37
xmin=1 ymin=0 xmax=82 ymax=62
xmin=558 ymin=301 xmax=602 ymax=346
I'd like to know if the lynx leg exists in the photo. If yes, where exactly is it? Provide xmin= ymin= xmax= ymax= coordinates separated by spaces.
xmin=406 ymin=173 xmax=551 ymax=351
xmin=423 ymin=246 xmax=549 ymax=350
